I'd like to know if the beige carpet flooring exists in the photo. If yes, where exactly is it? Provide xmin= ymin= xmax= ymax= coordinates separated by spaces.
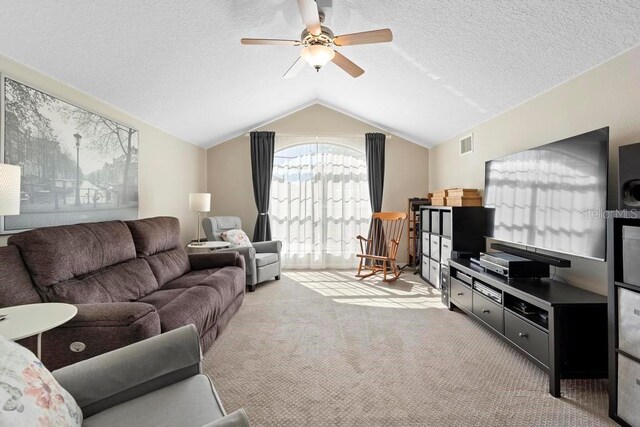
xmin=203 ymin=270 xmax=614 ymax=427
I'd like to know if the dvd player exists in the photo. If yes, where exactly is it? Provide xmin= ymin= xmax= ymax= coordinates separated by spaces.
xmin=479 ymin=252 xmax=550 ymax=279
xmin=473 ymin=281 xmax=502 ymax=304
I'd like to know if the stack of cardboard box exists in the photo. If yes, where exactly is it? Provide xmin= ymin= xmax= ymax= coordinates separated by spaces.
xmin=431 ymin=190 xmax=447 ymax=206
xmin=445 ymin=188 xmax=482 ymax=206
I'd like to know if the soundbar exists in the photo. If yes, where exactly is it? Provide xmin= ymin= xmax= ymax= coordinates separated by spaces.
xmin=490 ymin=243 xmax=571 ymax=268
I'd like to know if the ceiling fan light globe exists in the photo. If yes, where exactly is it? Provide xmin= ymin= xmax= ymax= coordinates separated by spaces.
xmin=301 ymin=45 xmax=335 ymax=70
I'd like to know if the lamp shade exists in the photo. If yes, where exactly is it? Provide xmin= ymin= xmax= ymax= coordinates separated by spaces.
xmin=189 ymin=193 xmax=211 ymax=212
xmin=0 ymin=164 xmax=21 ymax=216
xmin=301 ymin=45 xmax=335 ymax=69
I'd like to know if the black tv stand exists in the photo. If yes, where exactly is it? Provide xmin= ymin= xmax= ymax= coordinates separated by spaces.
xmin=448 ymin=258 xmax=607 ymax=397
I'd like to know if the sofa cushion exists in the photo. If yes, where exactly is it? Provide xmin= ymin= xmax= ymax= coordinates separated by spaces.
xmin=8 ymin=221 xmax=136 ymax=290
xmin=163 ymin=268 xmax=244 ymax=312
xmin=255 ymin=252 xmax=279 ymax=267
xmin=198 ymin=268 xmax=245 ymax=310
xmin=140 ymin=287 xmax=221 ymax=334
xmin=126 ymin=217 xmax=190 ymax=286
xmin=136 ymin=289 xmax=184 ymax=311
xmin=43 ymin=259 xmax=157 ymax=304
xmin=0 ymin=245 xmax=41 ymax=307
xmin=126 ymin=217 xmax=183 ymax=257
xmin=162 ymin=269 xmax=219 ymax=290
xmin=145 ymin=249 xmax=191 ymax=287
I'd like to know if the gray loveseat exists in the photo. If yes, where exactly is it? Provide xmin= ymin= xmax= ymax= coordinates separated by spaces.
xmin=202 ymin=216 xmax=281 ymax=292
xmin=53 ymin=324 xmax=250 ymax=426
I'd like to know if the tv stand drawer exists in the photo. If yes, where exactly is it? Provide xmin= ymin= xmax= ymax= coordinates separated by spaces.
xmin=505 ymin=311 xmax=549 ymax=367
xmin=472 ymin=292 xmax=503 ymax=334
xmin=451 ymin=277 xmax=472 ymax=311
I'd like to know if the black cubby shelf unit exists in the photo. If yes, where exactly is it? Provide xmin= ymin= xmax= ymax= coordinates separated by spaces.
xmin=418 ymin=206 xmax=484 ymax=307
xmin=449 ymin=258 xmax=607 ymax=398
xmin=607 ymin=212 xmax=640 ymax=427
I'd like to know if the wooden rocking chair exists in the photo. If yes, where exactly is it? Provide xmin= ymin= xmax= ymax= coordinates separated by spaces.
xmin=356 ymin=211 xmax=407 ymax=282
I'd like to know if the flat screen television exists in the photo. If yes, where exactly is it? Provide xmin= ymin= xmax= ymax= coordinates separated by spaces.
xmin=484 ymin=127 xmax=609 ymax=261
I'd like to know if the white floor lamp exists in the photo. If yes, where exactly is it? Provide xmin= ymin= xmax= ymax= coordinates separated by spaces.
xmin=0 ymin=163 xmax=21 ymax=217
xmin=189 ymin=193 xmax=211 ymax=246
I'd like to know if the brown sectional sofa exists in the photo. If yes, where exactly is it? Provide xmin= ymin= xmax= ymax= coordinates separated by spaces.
xmin=0 ymin=216 xmax=245 ymax=370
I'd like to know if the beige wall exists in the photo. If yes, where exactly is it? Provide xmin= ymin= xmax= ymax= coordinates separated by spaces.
xmin=429 ymin=45 xmax=640 ymax=295
xmin=0 ymin=54 xmax=207 ymax=246
xmin=207 ymin=104 xmax=430 ymax=264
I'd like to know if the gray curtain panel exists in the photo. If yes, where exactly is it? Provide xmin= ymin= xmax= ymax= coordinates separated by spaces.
xmin=365 ymin=133 xmax=385 ymax=212
xmin=250 ymin=131 xmax=275 ymax=242
xmin=365 ymin=133 xmax=386 ymax=259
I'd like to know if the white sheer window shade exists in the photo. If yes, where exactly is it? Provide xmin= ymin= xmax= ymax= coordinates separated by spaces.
xmin=270 ymin=136 xmax=371 ymax=269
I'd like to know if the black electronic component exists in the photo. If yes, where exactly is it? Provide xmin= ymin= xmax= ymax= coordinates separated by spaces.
xmin=479 ymin=252 xmax=550 ymax=279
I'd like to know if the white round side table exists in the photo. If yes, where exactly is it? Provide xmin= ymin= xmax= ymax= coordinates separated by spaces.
xmin=187 ymin=241 xmax=232 ymax=253
xmin=0 ymin=303 xmax=78 ymax=359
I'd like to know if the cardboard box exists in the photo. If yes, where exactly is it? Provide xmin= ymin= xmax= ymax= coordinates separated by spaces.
xmin=445 ymin=196 xmax=482 ymax=207
xmin=447 ymin=188 xmax=480 ymax=198
xmin=432 ymin=190 xmax=448 ymax=199
xmin=431 ymin=197 xmax=446 ymax=206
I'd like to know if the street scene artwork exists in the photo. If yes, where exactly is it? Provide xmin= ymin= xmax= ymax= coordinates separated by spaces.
xmin=2 ymin=77 xmax=138 ymax=232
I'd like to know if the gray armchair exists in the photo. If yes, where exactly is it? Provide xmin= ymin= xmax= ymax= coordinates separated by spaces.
xmin=202 ymin=216 xmax=281 ymax=292
xmin=53 ymin=325 xmax=250 ymax=427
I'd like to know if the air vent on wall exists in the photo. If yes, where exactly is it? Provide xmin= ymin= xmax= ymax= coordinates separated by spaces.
xmin=460 ymin=134 xmax=474 ymax=156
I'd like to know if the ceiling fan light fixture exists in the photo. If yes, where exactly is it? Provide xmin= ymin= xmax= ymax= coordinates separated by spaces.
xmin=241 ymin=0 xmax=393 ymax=78
xmin=301 ymin=45 xmax=335 ymax=71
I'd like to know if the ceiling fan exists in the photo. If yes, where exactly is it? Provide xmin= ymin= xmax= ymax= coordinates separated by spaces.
xmin=241 ymin=0 xmax=393 ymax=78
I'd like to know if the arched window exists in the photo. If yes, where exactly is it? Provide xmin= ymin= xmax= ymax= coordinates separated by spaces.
xmin=270 ymin=137 xmax=371 ymax=269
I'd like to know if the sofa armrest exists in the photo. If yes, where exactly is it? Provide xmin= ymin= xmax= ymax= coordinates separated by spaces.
xmin=252 ymin=240 xmax=282 ymax=254
xmin=202 ymin=409 xmax=251 ymax=427
xmin=204 ymin=246 xmax=256 ymax=286
xmin=53 ymin=324 xmax=201 ymax=418
xmin=18 ymin=302 xmax=161 ymax=371
xmin=214 ymin=246 xmax=256 ymax=260
xmin=189 ymin=251 xmax=246 ymax=272
xmin=66 ymin=302 xmax=157 ymax=327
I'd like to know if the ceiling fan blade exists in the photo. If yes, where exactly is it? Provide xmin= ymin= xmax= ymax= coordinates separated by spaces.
xmin=283 ymin=56 xmax=307 ymax=79
xmin=297 ymin=0 xmax=322 ymax=36
xmin=241 ymin=38 xmax=301 ymax=46
xmin=333 ymin=29 xmax=393 ymax=46
xmin=332 ymin=51 xmax=364 ymax=78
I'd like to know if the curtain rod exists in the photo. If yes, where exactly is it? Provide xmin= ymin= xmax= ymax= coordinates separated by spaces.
xmin=242 ymin=132 xmax=392 ymax=139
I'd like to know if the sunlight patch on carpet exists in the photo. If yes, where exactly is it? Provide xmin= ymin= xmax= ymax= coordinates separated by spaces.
xmin=284 ymin=270 xmax=445 ymax=309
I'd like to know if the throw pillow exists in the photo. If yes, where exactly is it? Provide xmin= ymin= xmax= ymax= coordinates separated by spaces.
xmin=220 ymin=229 xmax=253 ymax=248
xmin=0 ymin=336 xmax=82 ymax=426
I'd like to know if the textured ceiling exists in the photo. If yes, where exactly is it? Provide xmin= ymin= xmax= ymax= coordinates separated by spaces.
xmin=1 ymin=1 xmax=640 ymax=148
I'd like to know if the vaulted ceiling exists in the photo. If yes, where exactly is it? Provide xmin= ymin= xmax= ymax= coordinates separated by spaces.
xmin=1 ymin=1 xmax=640 ymax=148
